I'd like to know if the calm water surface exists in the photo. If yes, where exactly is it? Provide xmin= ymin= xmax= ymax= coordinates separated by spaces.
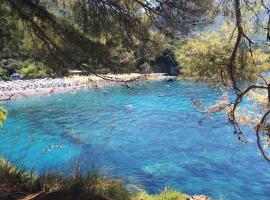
xmin=1 ymin=80 xmax=270 ymax=200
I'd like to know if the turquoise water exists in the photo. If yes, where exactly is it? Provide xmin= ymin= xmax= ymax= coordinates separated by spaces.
xmin=1 ymin=80 xmax=270 ymax=199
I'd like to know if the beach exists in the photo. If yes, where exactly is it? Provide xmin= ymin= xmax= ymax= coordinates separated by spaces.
xmin=0 ymin=73 xmax=175 ymax=101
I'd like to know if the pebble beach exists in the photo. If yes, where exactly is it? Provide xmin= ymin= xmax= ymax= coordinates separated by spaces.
xmin=0 ymin=73 xmax=175 ymax=101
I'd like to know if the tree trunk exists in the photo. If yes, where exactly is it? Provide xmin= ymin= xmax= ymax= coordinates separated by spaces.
xmin=267 ymin=84 xmax=270 ymax=103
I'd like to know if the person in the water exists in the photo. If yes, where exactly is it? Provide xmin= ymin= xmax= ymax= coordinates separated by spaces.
xmin=55 ymin=144 xmax=64 ymax=148
xmin=43 ymin=148 xmax=51 ymax=152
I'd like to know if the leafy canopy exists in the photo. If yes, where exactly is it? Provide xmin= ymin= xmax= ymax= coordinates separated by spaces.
xmin=0 ymin=0 xmax=215 ymax=75
xmin=174 ymin=28 xmax=270 ymax=85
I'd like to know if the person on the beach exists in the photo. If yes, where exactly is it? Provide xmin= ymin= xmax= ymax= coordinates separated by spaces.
xmin=3 ymin=93 xmax=15 ymax=101
xmin=49 ymin=88 xmax=55 ymax=94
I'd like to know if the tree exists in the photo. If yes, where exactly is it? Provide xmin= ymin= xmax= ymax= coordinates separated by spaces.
xmin=184 ymin=0 xmax=270 ymax=162
xmin=1 ymin=0 xmax=215 ymax=75
xmin=228 ymin=0 xmax=270 ymax=162
xmin=174 ymin=29 xmax=269 ymax=84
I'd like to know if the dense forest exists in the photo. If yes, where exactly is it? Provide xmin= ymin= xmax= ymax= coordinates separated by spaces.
xmin=0 ymin=0 xmax=214 ymax=79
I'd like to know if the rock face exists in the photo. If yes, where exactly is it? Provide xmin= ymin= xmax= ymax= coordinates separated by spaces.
xmin=169 ymin=66 xmax=180 ymax=76
xmin=187 ymin=195 xmax=212 ymax=200
xmin=153 ymin=48 xmax=180 ymax=76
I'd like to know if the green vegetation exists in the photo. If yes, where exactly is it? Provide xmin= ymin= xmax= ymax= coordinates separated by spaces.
xmin=0 ymin=156 xmax=39 ymax=192
xmin=0 ymin=157 xmax=130 ymax=199
xmin=135 ymin=190 xmax=187 ymax=200
xmin=0 ymin=0 xmax=215 ymax=78
xmin=0 ymin=59 xmax=52 ymax=80
xmin=0 ymin=108 xmax=7 ymax=126
xmin=19 ymin=63 xmax=52 ymax=79
xmin=173 ymin=30 xmax=270 ymax=84
xmin=0 ymin=157 xmax=186 ymax=200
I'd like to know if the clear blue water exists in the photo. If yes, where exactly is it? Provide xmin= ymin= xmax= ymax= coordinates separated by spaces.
xmin=1 ymin=80 xmax=270 ymax=200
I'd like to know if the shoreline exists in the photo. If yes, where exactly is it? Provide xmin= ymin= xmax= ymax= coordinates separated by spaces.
xmin=0 ymin=73 xmax=175 ymax=102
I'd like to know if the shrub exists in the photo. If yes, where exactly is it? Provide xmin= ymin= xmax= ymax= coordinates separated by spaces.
xmin=0 ymin=108 xmax=7 ymax=126
xmin=0 ymin=60 xmax=53 ymax=80
xmin=60 ymin=167 xmax=131 ymax=200
xmin=0 ymin=157 xmax=38 ymax=192
xmin=0 ymin=68 xmax=9 ymax=81
xmin=19 ymin=63 xmax=52 ymax=79
xmin=134 ymin=189 xmax=187 ymax=200
xmin=0 ymin=157 xmax=191 ymax=200
xmin=0 ymin=157 xmax=130 ymax=199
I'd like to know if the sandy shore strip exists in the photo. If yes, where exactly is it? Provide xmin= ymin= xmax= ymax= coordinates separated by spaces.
xmin=0 ymin=73 xmax=175 ymax=101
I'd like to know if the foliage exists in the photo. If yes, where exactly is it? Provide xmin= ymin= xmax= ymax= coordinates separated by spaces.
xmin=0 ymin=59 xmax=52 ymax=80
xmin=0 ymin=2 xmax=25 ymax=60
xmin=135 ymin=32 xmax=167 ymax=66
xmin=0 ymin=108 xmax=7 ymax=126
xmin=0 ymin=156 xmax=191 ymax=200
xmin=19 ymin=63 xmax=52 ymax=79
xmin=59 ymin=168 xmax=131 ymax=200
xmin=0 ymin=156 xmax=38 ymax=192
xmin=174 ymin=30 xmax=270 ymax=85
xmin=0 ymin=0 xmax=215 ymax=76
xmin=0 ymin=156 xmax=130 ymax=199
xmin=134 ymin=190 xmax=186 ymax=200
xmin=0 ymin=68 xmax=10 ymax=81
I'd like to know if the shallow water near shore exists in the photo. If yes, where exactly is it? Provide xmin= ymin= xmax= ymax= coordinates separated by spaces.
xmin=1 ymin=80 xmax=270 ymax=200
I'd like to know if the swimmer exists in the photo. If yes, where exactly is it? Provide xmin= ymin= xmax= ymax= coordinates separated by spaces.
xmin=56 ymin=144 xmax=64 ymax=148
xmin=43 ymin=148 xmax=51 ymax=152
xmin=126 ymin=104 xmax=133 ymax=109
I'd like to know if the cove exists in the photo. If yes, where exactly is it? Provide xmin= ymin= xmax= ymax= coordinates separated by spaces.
xmin=1 ymin=80 xmax=270 ymax=200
